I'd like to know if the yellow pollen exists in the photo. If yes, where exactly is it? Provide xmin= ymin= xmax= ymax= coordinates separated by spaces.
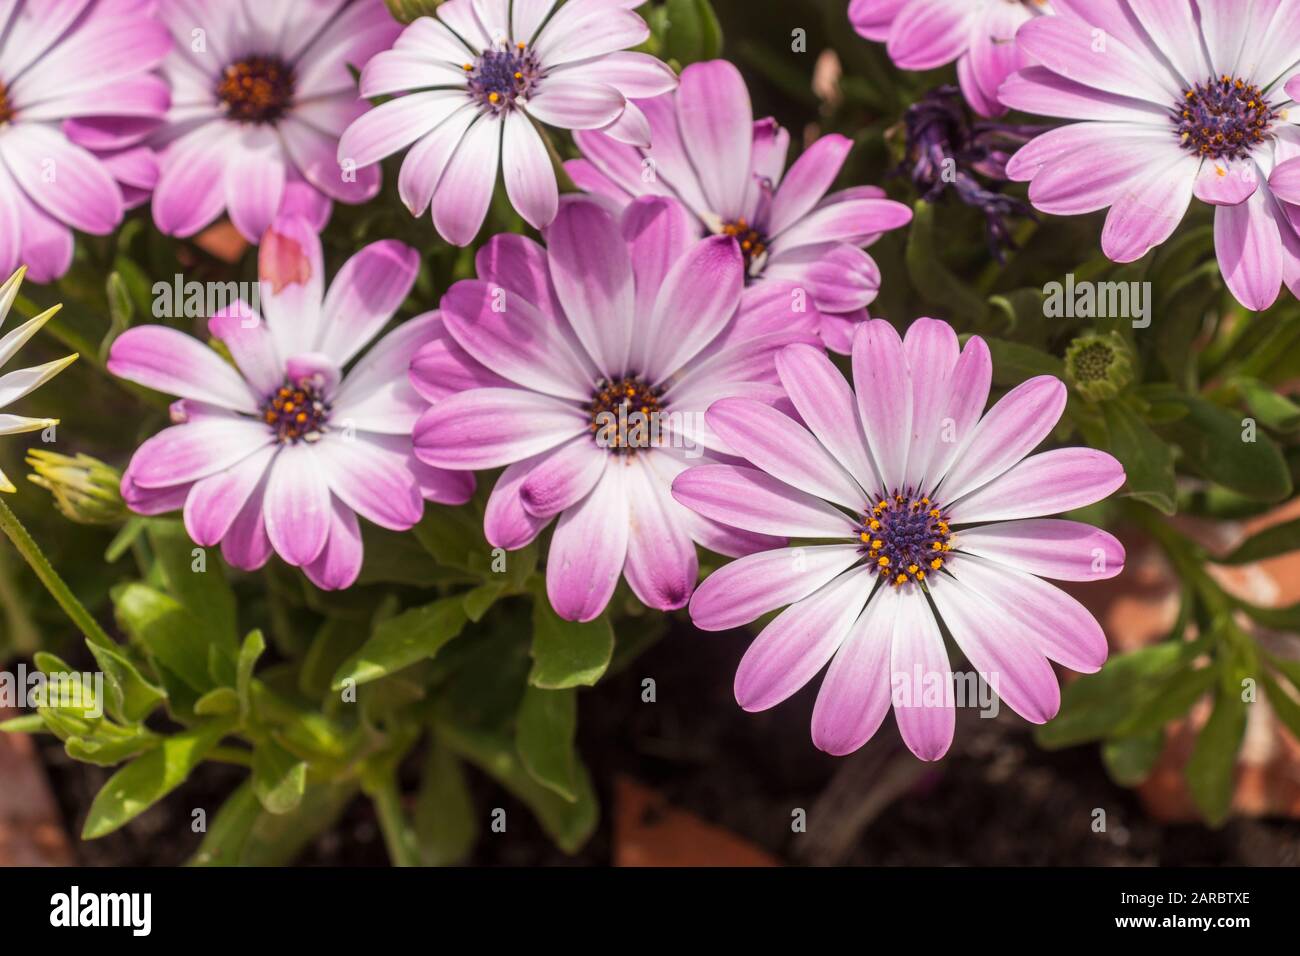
xmin=931 ymin=558 xmax=943 ymax=570
xmin=868 ymin=519 xmax=880 ymax=530
xmin=871 ymin=539 xmax=884 ymax=551
xmin=489 ymin=92 xmax=501 ymax=103
xmin=877 ymin=556 xmax=890 ymax=567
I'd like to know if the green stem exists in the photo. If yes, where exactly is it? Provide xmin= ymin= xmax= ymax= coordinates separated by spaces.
xmin=367 ymin=768 xmax=421 ymax=867
xmin=0 ymin=496 xmax=113 ymax=648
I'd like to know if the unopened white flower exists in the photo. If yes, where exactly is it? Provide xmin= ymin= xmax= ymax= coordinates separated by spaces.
xmin=0 ymin=267 xmax=77 ymax=491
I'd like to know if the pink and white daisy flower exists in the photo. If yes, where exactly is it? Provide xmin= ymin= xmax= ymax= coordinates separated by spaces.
xmin=411 ymin=196 xmax=819 ymax=621
xmin=671 ymin=318 xmax=1126 ymax=760
xmin=150 ymin=0 xmax=401 ymax=243
xmin=1001 ymin=0 xmax=1300 ymax=311
xmin=338 ymin=0 xmax=676 ymax=246
xmin=0 ymin=0 xmax=170 ymax=281
xmin=849 ymin=0 xmax=1052 ymax=118
xmin=566 ymin=60 xmax=913 ymax=353
xmin=108 ymin=217 xmax=473 ymax=590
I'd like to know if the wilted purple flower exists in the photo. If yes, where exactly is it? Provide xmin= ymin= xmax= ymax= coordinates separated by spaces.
xmin=900 ymin=86 xmax=1037 ymax=259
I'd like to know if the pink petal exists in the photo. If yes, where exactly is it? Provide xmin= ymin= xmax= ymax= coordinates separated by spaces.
xmin=184 ymin=445 xmax=277 ymax=547
xmin=413 ymin=387 xmax=586 ymax=469
xmin=545 ymin=465 xmax=629 ymax=622
xmin=1214 ymin=186 xmax=1285 ymax=312
xmin=947 ymin=448 xmax=1127 ymax=524
xmin=889 ymin=590 xmax=954 ymax=760
xmin=519 ymin=436 xmax=608 ymax=517
xmin=936 ymin=375 xmax=1067 ymax=504
xmin=851 ymin=320 xmax=912 ymax=494
xmin=671 ymin=463 xmax=857 ymax=539
xmin=264 ymin=443 xmax=332 ymax=567
xmin=734 ymin=566 xmax=871 ymax=711
xmin=954 ymin=519 xmax=1125 ymax=582
xmin=502 ymin=108 xmax=559 ymax=229
xmin=302 ymin=497 xmax=364 ymax=591
xmin=622 ymin=457 xmax=698 ymax=611
xmin=689 ymin=543 xmax=862 ymax=631
xmin=811 ymin=582 xmax=899 ymax=756
xmin=676 ymin=60 xmax=753 ymax=221
xmin=108 ymin=326 xmax=260 ymax=412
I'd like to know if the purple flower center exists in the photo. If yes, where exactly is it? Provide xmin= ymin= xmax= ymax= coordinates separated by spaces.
xmin=856 ymin=493 xmax=952 ymax=588
xmin=465 ymin=43 xmax=541 ymax=113
xmin=720 ymin=218 xmax=769 ymax=274
xmin=217 ymin=55 xmax=296 ymax=124
xmin=1175 ymin=75 xmax=1276 ymax=161
xmin=261 ymin=380 xmax=330 ymax=444
xmin=588 ymin=375 xmax=663 ymax=454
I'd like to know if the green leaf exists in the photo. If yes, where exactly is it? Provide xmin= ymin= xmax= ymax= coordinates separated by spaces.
xmin=332 ymin=597 xmax=468 ymax=689
xmin=0 ymin=714 xmax=46 ymax=734
xmin=236 ymin=629 xmax=265 ymax=723
xmin=1037 ymin=642 xmax=1192 ymax=748
xmin=1101 ymin=399 xmax=1177 ymax=515
xmin=252 ymin=739 xmax=307 ymax=815
xmin=82 ymin=718 xmax=234 ymax=838
xmin=65 ymin=733 xmax=159 ymax=767
xmin=190 ymin=779 xmax=357 ymax=866
xmin=412 ymin=505 xmax=488 ymax=574
xmin=112 ymin=583 xmax=214 ymax=694
xmin=662 ymin=0 xmax=723 ymax=65
xmin=194 ymin=687 xmax=239 ymax=716
xmin=529 ymin=596 xmax=614 ymax=690
xmin=463 ymin=581 xmax=506 ymax=623
xmin=414 ymin=739 xmax=477 ymax=866
xmin=1185 ymin=681 xmax=1247 ymax=826
xmin=1214 ymin=516 xmax=1300 ymax=565
xmin=1161 ymin=395 xmax=1292 ymax=502
xmin=1263 ymin=672 xmax=1300 ymax=742
xmin=86 ymin=640 xmax=167 ymax=724
xmin=906 ymin=201 xmax=988 ymax=325
xmin=438 ymin=722 xmax=598 ymax=854
xmin=146 ymin=520 xmax=238 ymax=652
xmin=1232 ymin=376 xmax=1300 ymax=432
xmin=980 ymin=337 xmax=1065 ymax=386
xmin=1101 ymin=731 xmax=1163 ymax=787
xmin=516 ymin=686 xmax=578 ymax=801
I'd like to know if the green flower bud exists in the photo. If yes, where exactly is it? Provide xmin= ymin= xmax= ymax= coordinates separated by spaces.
xmin=383 ymin=0 xmax=444 ymax=24
xmin=1065 ymin=332 xmax=1134 ymax=402
xmin=25 ymin=451 xmax=126 ymax=525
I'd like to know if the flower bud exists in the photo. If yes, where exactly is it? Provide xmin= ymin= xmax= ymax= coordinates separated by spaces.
xmin=1065 ymin=332 xmax=1134 ymax=402
xmin=25 ymin=451 xmax=126 ymax=525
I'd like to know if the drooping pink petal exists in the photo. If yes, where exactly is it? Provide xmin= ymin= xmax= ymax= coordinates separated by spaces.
xmin=886 ymin=0 xmax=973 ymax=70
xmin=929 ymin=571 xmax=1061 ymax=724
xmin=502 ymin=108 xmax=559 ymax=229
xmin=811 ymin=582 xmax=899 ymax=756
xmin=485 ymin=452 xmax=554 ymax=550
xmin=184 ymin=445 xmax=278 ymax=547
xmin=622 ymin=457 xmax=698 ymax=611
xmin=765 ymin=134 xmax=852 ymax=238
xmin=264 ymin=442 xmax=333 ymax=567
xmin=302 ymin=496 xmax=364 ymax=591
xmin=1100 ymin=153 xmax=1198 ymax=263
xmin=889 ymin=590 xmax=953 ymax=760
xmin=546 ymin=465 xmax=629 ymax=622
xmin=519 ymin=436 xmax=607 ymax=517
xmin=733 ymin=566 xmax=871 ymax=712
xmin=432 ymin=113 xmax=502 ymax=247
xmin=1214 ymin=185 xmax=1285 ymax=312
xmin=315 ymin=433 xmax=424 ymax=531
xmin=949 ymin=552 xmax=1109 ymax=673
